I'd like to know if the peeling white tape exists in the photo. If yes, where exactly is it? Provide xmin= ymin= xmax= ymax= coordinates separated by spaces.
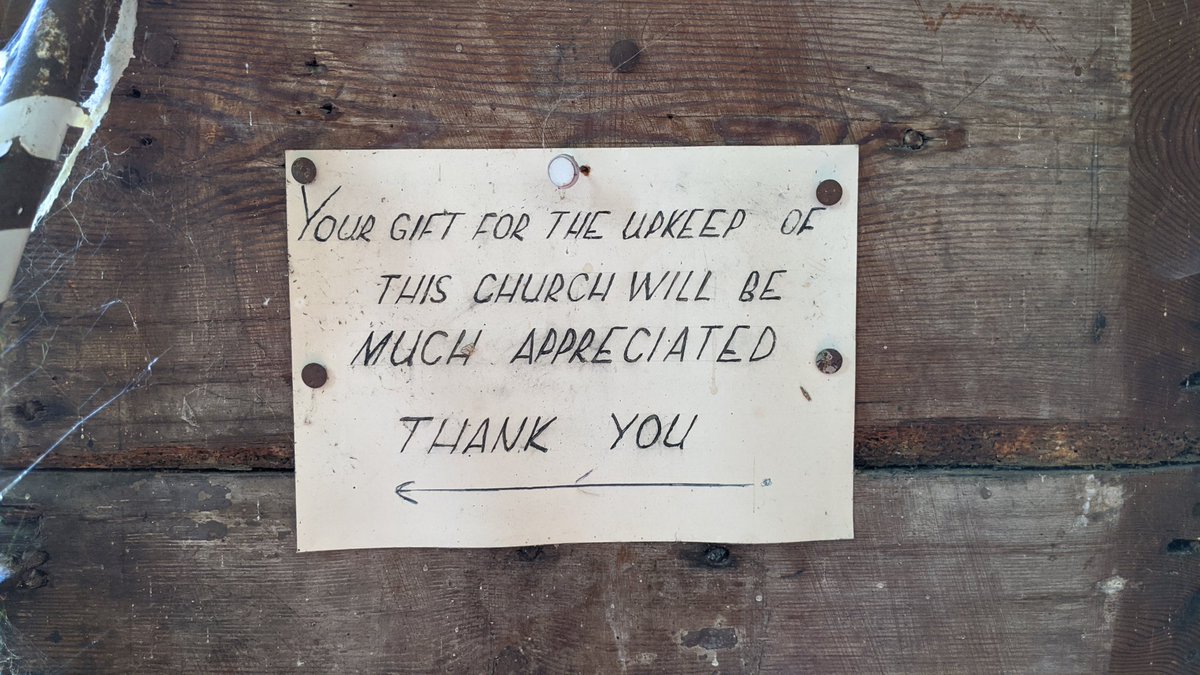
xmin=30 ymin=0 xmax=137 ymax=230
xmin=0 ymin=1 xmax=136 ymax=302
xmin=0 ymin=95 xmax=88 ymax=160
xmin=0 ymin=229 xmax=31 ymax=297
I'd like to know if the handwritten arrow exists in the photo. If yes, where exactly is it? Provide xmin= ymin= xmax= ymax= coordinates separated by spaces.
xmin=394 ymin=480 xmax=752 ymax=505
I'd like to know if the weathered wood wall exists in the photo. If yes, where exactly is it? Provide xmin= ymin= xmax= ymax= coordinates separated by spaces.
xmin=0 ymin=0 xmax=1197 ymax=672
xmin=0 ymin=0 xmax=1193 ymax=470
xmin=0 ymin=467 xmax=1196 ymax=673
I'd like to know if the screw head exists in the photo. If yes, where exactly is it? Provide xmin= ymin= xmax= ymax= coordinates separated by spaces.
xmin=547 ymin=154 xmax=580 ymax=189
xmin=291 ymin=157 xmax=317 ymax=184
xmin=301 ymin=362 xmax=328 ymax=388
xmin=816 ymin=179 xmax=843 ymax=206
xmin=609 ymin=39 xmax=641 ymax=72
xmin=816 ymin=348 xmax=844 ymax=374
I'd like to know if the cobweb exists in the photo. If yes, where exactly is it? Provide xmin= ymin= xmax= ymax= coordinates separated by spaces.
xmin=0 ymin=2 xmax=142 ymax=670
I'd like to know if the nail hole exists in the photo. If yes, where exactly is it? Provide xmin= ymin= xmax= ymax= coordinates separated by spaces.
xmin=702 ymin=545 xmax=733 ymax=568
xmin=1166 ymin=538 xmax=1200 ymax=556
xmin=516 ymin=546 xmax=544 ymax=561
xmin=1091 ymin=311 xmax=1108 ymax=344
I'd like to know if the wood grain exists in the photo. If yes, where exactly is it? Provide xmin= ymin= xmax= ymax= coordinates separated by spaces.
xmin=0 ymin=0 xmax=1194 ymax=469
xmin=0 ymin=467 xmax=1195 ymax=672
xmin=1127 ymin=0 xmax=1200 ymax=430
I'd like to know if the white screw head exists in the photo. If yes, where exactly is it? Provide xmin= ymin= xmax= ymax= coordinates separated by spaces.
xmin=547 ymin=154 xmax=580 ymax=189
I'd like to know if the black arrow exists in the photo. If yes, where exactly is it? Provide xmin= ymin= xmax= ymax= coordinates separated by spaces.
xmin=394 ymin=480 xmax=752 ymax=504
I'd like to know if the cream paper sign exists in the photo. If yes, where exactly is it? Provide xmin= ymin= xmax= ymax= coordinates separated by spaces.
xmin=286 ymin=146 xmax=856 ymax=551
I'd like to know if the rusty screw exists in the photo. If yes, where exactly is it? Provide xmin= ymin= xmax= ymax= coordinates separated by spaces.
xmin=816 ymin=179 xmax=843 ymax=206
xmin=291 ymin=157 xmax=317 ymax=184
xmin=816 ymin=348 xmax=843 ymax=374
xmin=609 ymin=39 xmax=641 ymax=73
xmin=301 ymin=362 xmax=328 ymax=388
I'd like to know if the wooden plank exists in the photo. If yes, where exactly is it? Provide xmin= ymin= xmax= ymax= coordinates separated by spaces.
xmin=0 ymin=467 xmax=1194 ymax=672
xmin=0 ymin=0 xmax=1189 ymax=470
xmin=1127 ymin=0 xmax=1200 ymax=430
xmin=1108 ymin=466 xmax=1200 ymax=672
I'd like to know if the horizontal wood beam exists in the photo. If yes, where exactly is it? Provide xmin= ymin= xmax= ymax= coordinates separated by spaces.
xmin=0 ymin=466 xmax=1196 ymax=671
xmin=0 ymin=420 xmax=1195 ymax=470
xmin=0 ymin=0 xmax=1192 ymax=469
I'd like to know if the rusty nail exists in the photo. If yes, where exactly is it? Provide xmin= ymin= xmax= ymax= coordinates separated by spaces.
xmin=816 ymin=348 xmax=843 ymax=374
xmin=816 ymin=179 xmax=843 ymax=206
xmin=291 ymin=157 xmax=317 ymax=184
xmin=301 ymin=362 xmax=328 ymax=388
xmin=609 ymin=39 xmax=641 ymax=73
